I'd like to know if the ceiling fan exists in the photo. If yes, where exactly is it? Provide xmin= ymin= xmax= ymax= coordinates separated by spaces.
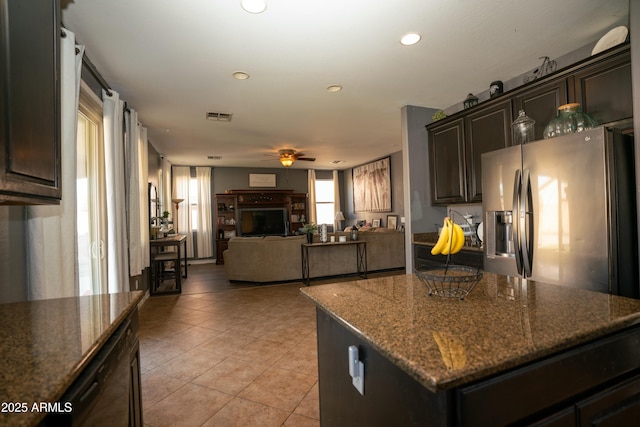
xmin=276 ymin=149 xmax=316 ymax=167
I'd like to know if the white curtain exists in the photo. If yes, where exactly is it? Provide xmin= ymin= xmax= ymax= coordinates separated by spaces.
xmin=172 ymin=166 xmax=194 ymax=257
xmin=333 ymin=169 xmax=341 ymax=215
xmin=25 ymin=29 xmax=83 ymax=300
xmin=161 ymin=157 xmax=172 ymax=218
xmin=125 ymin=109 xmax=149 ymax=275
xmin=103 ymin=90 xmax=129 ymax=293
xmin=307 ymin=169 xmax=317 ymax=224
xmin=195 ymin=167 xmax=213 ymax=258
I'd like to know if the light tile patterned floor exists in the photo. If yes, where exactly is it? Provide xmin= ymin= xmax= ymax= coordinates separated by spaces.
xmin=139 ymin=268 xmax=320 ymax=427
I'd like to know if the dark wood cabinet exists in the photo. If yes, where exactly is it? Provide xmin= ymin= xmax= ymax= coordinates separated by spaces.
xmin=428 ymin=99 xmax=512 ymax=205
xmin=426 ymin=44 xmax=632 ymax=205
xmin=428 ymin=118 xmax=466 ymax=204
xmin=414 ymin=243 xmax=483 ymax=270
xmin=0 ymin=0 xmax=61 ymax=204
xmin=464 ymin=99 xmax=512 ymax=202
xmin=571 ymin=49 xmax=633 ymax=128
xmin=513 ymin=78 xmax=569 ymax=141
xmin=215 ymin=194 xmax=238 ymax=265
xmin=317 ymin=306 xmax=640 ymax=427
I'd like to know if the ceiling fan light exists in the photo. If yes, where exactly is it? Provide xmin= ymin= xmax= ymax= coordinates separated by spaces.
xmin=280 ymin=157 xmax=294 ymax=167
xmin=232 ymin=71 xmax=250 ymax=80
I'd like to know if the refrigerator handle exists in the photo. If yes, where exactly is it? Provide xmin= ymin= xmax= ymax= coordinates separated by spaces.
xmin=512 ymin=169 xmax=523 ymax=276
xmin=521 ymin=169 xmax=533 ymax=278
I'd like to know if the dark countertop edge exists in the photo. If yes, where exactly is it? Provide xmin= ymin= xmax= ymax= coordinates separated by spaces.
xmin=18 ymin=291 xmax=144 ymax=427
xmin=61 ymin=291 xmax=145 ymax=391
xmin=301 ymin=288 xmax=640 ymax=393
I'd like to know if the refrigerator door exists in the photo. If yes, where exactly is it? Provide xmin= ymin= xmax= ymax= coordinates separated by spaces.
xmin=523 ymin=128 xmax=609 ymax=292
xmin=482 ymin=145 xmax=522 ymax=277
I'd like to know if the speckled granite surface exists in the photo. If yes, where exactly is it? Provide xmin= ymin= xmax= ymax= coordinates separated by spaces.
xmin=0 ymin=291 xmax=143 ymax=427
xmin=300 ymin=274 xmax=640 ymax=392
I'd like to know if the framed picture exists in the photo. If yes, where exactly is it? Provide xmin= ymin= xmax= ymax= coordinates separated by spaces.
xmin=249 ymin=173 xmax=277 ymax=188
xmin=387 ymin=215 xmax=398 ymax=230
xmin=353 ymin=157 xmax=391 ymax=212
xmin=372 ymin=219 xmax=380 ymax=227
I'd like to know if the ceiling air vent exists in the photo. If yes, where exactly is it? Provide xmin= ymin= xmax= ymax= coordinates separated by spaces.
xmin=206 ymin=112 xmax=233 ymax=122
xmin=207 ymin=155 xmax=222 ymax=160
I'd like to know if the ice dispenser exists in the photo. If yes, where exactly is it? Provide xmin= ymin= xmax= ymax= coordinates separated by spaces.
xmin=485 ymin=211 xmax=515 ymax=258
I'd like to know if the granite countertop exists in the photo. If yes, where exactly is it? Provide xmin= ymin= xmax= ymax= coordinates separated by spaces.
xmin=300 ymin=274 xmax=640 ymax=393
xmin=0 ymin=291 xmax=143 ymax=427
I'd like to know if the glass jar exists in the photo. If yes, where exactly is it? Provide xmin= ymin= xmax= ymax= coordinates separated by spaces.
xmin=543 ymin=103 xmax=598 ymax=139
xmin=511 ymin=110 xmax=536 ymax=145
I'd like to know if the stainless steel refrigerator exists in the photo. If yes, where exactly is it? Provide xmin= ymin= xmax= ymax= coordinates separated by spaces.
xmin=482 ymin=127 xmax=638 ymax=298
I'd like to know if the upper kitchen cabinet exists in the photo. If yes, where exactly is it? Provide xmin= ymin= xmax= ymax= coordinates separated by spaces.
xmin=513 ymin=79 xmax=569 ymax=141
xmin=0 ymin=0 xmax=61 ymax=204
xmin=427 ymin=44 xmax=632 ymax=205
xmin=570 ymin=48 xmax=632 ymax=129
xmin=428 ymin=100 xmax=512 ymax=205
xmin=428 ymin=118 xmax=466 ymax=204
xmin=464 ymin=99 xmax=513 ymax=203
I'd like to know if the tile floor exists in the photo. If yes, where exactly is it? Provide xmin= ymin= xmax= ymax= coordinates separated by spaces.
xmin=139 ymin=263 xmax=321 ymax=427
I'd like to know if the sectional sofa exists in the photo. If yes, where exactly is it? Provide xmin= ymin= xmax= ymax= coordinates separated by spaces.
xmin=223 ymin=228 xmax=405 ymax=283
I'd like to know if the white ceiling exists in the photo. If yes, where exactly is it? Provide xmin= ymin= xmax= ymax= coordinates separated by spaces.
xmin=62 ymin=0 xmax=629 ymax=170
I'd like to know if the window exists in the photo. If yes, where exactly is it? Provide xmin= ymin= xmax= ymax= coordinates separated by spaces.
xmin=189 ymin=177 xmax=198 ymax=230
xmin=76 ymin=84 xmax=107 ymax=296
xmin=315 ymin=179 xmax=335 ymax=226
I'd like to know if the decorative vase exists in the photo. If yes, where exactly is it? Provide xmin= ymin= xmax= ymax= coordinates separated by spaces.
xmin=306 ymin=233 xmax=313 ymax=244
xmin=543 ymin=103 xmax=598 ymax=139
xmin=511 ymin=110 xmax=536 ymax=145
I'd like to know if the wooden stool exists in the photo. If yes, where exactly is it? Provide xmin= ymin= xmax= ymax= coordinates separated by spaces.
xmin=151 ymin=251 xmax=182 ymax=294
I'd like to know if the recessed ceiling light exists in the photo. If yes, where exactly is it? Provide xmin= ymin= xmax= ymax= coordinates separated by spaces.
xmin=241 ymin=0 xmax=267 ymax=14
xmin=400 ymin=33 xmax=421 ymax=46
xmin=232 ymin=71 xmax=250 ymax=80
xmin=326 ymin=84 xmax=342 ymax=93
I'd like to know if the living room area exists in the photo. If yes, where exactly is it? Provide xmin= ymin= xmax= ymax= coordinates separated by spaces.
xmin=147 ymin=145 xmax=408 ymax=294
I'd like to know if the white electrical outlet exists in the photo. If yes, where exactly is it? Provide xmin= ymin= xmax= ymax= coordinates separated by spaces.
xmin=348 ymin=345 xmax=365 ymax=395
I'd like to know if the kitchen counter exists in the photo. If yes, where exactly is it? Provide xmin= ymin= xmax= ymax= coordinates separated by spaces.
xmin=301 ymin=273 xmax=640 ymax=392
xmin=0 ymin=291 xmax=143 ymax=427
xmin=301 ymin=273 xmax=640 ymax=425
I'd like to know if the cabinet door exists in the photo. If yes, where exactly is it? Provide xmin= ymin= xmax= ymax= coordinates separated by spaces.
xmin=576 ymin=374 xmax=640 ymax=427
xmin=464 ymin=100 xmax=512 ymax=203
xmin=0 ymin=0 xmax=61 ymax=203
xmin=572 ymin=50 xmax=632 ymax=126
xmin=428 ymin=118 xmax=466 ymax=205
xmin=513 ymin=79 xmax=568 ymax=141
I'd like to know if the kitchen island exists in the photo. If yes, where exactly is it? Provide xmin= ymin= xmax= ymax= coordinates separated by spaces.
xmin=0 ymin=291 xmax=144 ymax=427
xmin=301 ymin=274 xmax=640 ymax=426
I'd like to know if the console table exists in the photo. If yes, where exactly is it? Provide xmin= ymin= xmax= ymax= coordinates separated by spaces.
xmin=301 ymin=241 xmax=367 ymax=285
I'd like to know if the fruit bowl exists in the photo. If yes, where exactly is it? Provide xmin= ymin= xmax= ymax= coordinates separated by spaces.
xmin=415 ymin=265 xmax=482 ymax=300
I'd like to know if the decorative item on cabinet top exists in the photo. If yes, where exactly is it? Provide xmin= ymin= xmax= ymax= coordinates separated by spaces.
xmin=463 ymin=93 xmax=478 ymax=109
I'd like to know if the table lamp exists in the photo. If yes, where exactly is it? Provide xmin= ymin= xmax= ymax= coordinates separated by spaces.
xmin=172 ymin=198 xmax=184 ymax=233
xmin=334 ymin=211 xmax=345 ymax=232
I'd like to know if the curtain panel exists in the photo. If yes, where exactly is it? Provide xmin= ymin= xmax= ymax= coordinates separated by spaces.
xmin=308 ymin=169 xmax=317 ymax=224
xmin=172 ymin=166 xmax=194 ymax=258
xmin=125 ymin=109 xmax=149 ymax=275
xmin=195 ymin=167 xmax=213 ymax=258
xmin=103 ymin=90 xmax=129 ymax=293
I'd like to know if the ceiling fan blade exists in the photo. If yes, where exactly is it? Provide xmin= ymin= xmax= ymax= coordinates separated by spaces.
xmin=297 ymin=157 xmax=316 ymax=161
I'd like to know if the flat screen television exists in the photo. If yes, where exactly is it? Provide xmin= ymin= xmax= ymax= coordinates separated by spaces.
xmin=239 ymin=207 xmax=287 ymax=236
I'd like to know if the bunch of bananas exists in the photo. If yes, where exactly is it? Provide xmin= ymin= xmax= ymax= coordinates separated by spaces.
xmin=431 ymin=217 xmax=465 ymax=255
